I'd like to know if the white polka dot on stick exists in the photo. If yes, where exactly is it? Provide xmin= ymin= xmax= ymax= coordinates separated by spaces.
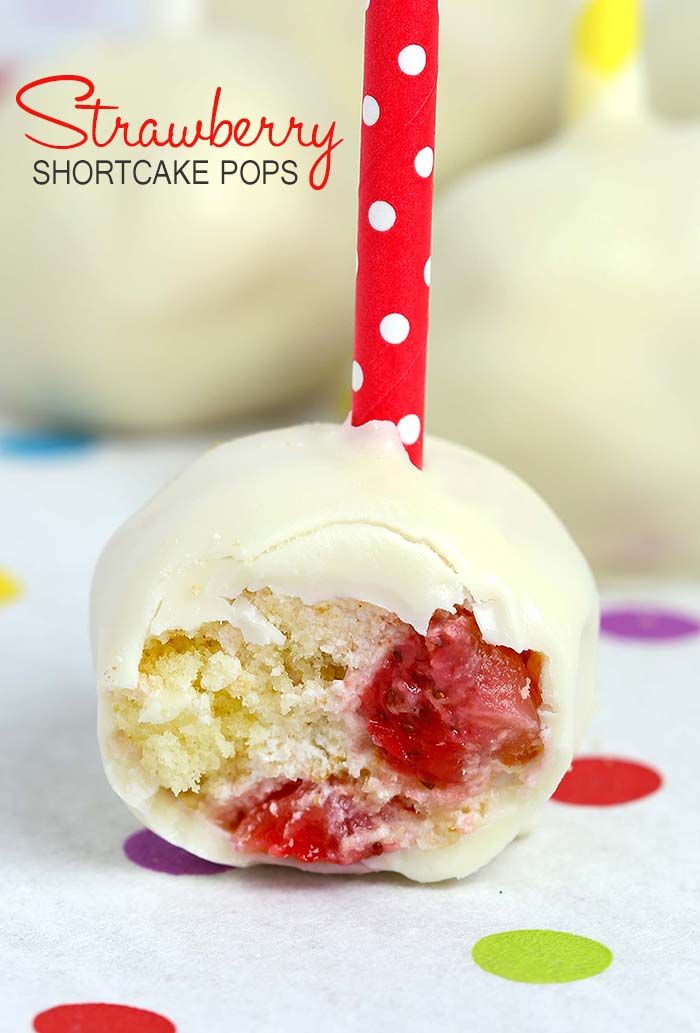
xmin=362 ymin=95 xmax=380 ymax=126
xmin=398 ymin=44 xmax=427 ymax=76
xmin=397 ymin=414 xmax=421 ymax=446
xmin=414 ymin=147 xmax=434 ymax=178
xmin=368 ymin=200 xmax=396 ymax=232
xmin=424 ymin=257 xmax=432 ymax=286
xmin=352 ymin=360 xmax=364 ymax=391
xmin=380 ymin=313 xmax=410 ymax=344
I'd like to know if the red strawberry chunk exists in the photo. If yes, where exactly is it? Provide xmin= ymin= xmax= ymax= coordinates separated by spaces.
xmin=230 ymin=781 xmax=384 ymax=865
xmin=359 ymin=607 xmax=543 ymax=785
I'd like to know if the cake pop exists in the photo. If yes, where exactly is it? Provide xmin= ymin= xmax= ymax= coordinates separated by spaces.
xmin=92 ymin=422 xmax=596 ymax=881
xmin=92 ymin=2 xmax=597 ymax=881
xmin=0 ymin=30 xmax=353 ymax=429
xmin=428 ymin=0 xmax=700 ymax=573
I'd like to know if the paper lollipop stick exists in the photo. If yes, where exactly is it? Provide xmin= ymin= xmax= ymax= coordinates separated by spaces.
xmin=351 ymin=0 xmax=440 ymax=469
xmin=568 ymin=0 xmax=642 ymax=121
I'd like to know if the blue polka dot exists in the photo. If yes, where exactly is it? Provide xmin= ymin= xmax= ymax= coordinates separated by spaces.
xmin=0 ymin=430 xmax=96 ymax=458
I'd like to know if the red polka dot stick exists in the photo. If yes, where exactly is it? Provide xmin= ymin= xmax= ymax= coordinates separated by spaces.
xmin=352 ymin=0 xmax=439 ymax=469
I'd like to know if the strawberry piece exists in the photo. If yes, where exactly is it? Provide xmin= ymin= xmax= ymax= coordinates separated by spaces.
xmin=230 ymin=781 xmax=383 ymax=865
xmin=359 ymin=607 xmax=543 ymax=785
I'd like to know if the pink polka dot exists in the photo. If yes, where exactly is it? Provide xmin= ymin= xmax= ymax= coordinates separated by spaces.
xmin=124 ymin=829 xmax=230 ymax=875
xmin=601 ymin=606 xmax=700 ymax=641
xmin=33 ymin=1003 xmax=175 ymax=1033
xmin=552 ymin=756 xmax=662 ymax=806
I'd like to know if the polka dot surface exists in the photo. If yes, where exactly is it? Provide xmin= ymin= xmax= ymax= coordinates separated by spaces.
xmin=368 ymin=200 xmax=396 ymax=232
xmin=472 ymin=930 xmax=613 ymax=984
xmin=0 ymin=568 xmax=21 ymax=606
xmin=123 ymin=829 xmax=230 ymax=875
xmin=553 ymin=757 xmax=662 ymax=806
xmin=379 ymin=313 xmax=410 ymax=344
xmin=6 ymin=0 xmax=689 ymax=1020
xmin=33 ymin=1003 xmax=176 ymax=1033
xmin=0 ymin=429 xmax=95 ymax=458
xmin=398 ymin=44 xmax=427 ymax=76
xmin=601 ymin=606 xmax=700 ymax=641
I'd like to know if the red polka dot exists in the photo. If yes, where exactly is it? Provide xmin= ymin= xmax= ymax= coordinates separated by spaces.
xmin=552 ymin=756 xmax=662 ymax=806
xmin=33 ymin=1003 xmax=176 ymax=1033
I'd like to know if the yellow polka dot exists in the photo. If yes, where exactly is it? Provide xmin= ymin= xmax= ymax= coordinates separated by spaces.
xmin=576 ymin=0 xmax=640 ymax=76
xmin=0 ymin=569 xmax=21 ymax=605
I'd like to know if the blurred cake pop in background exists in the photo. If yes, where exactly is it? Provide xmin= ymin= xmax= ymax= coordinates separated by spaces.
xmin=428 ymin=0 xmax=700 ymax=575
xmin=0 ymin=0 xmax=574 ymax=432
xmin=210 ymin=0 xmax=573 ymax=185
xmin=646 ymin=0 xmax=700 ymax=120
xmin=0 ymin=6 xmax=353 ymax=429
xmin=1 ymin=0 xmax=699 ymax=578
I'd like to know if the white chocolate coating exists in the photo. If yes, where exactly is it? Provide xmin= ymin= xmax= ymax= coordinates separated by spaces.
xmin=0 ymin=32 xmax=353 ymax=428
xmin=428 ymin=78 xmax=700 ymax=574
xmin=92 ymin=422 xmax=597 ymax=882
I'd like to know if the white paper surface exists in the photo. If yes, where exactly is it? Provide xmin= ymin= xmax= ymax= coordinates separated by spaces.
xmin=1 ymin=423 xmax=698 ymax=1033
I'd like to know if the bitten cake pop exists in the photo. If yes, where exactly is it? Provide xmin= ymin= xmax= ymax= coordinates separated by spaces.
xmin=210 ymin=0 xmax=572 ymax=184
xmin=0 ymin=30 xmax=352 ymax=429
xmin=92 ymin=423 xmax=597 ymax=882
xmin=428 ymin=0 xmax=700 ymax=574
xmin=92 ymin=0 xmax=597 ymax=882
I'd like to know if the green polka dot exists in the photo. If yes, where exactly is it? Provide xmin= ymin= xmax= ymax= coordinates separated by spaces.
xmin=472 ymin=929 xmax=613 ymax=984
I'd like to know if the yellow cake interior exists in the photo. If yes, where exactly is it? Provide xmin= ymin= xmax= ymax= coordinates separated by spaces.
xmin=107 ymin=588 xmax=543 ymax=858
